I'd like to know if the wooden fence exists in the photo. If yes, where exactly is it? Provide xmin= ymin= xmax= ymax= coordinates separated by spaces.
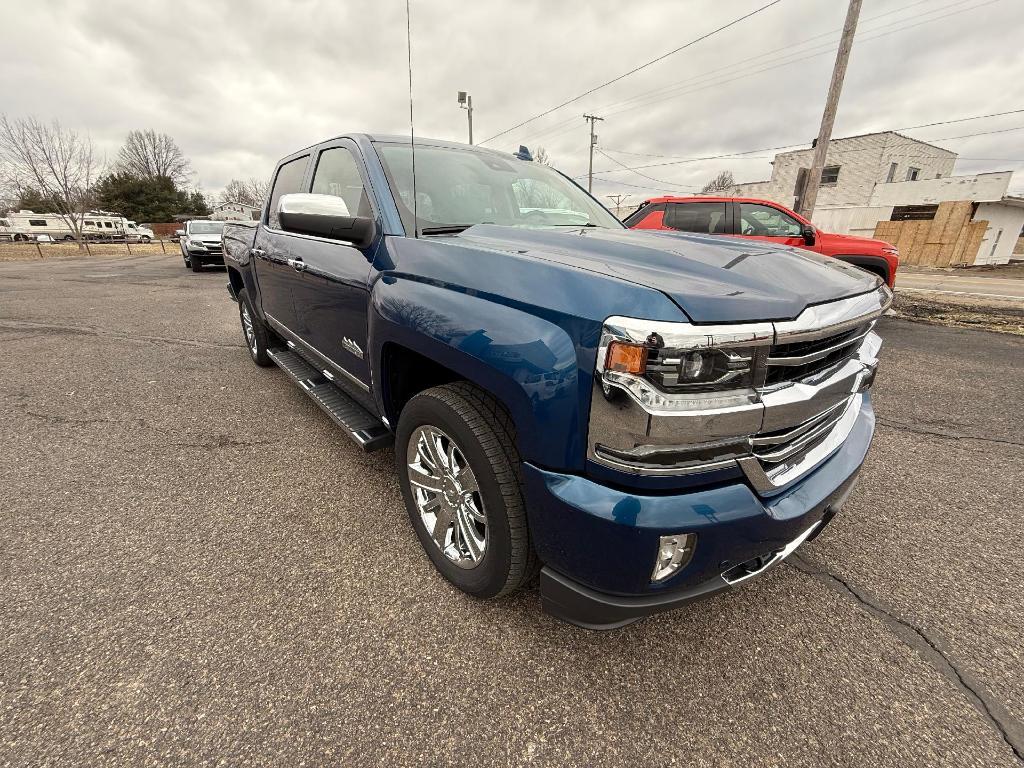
xmin=872 ymin=201 xmax=988 ymax=267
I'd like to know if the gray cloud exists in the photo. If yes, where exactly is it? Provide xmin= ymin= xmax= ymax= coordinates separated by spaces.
xmin=4 ymin=0 xmax=1022 ymax=202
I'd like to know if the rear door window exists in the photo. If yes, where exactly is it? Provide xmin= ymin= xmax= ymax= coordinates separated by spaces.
xmin=268 ymin=155 xmax=309 ymax=229
xmin=664 ymin=202 xmax=727 ymax=234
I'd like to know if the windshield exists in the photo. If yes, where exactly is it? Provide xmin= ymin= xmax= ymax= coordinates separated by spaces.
xmin=189 ymin=221 xmax=224 ymax=235
xmin=375 ymin=143 xmax=622 ymax=233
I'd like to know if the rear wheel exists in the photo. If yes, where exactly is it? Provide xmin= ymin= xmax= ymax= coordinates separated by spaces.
xmin=237 ymin=289 xmax=272 ymax=366
xmin=397 ymin=383 xmax=537 ymax=599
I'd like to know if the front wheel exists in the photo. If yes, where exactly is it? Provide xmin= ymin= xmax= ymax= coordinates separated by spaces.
xmin=190 ymin=256 xmax=203 ymax=272
xmin=396 ymin=383 xmax=537 ymax=599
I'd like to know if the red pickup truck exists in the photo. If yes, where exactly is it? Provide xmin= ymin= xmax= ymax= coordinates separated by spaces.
xmin=624 ymin=196 xmax=899 ymax=287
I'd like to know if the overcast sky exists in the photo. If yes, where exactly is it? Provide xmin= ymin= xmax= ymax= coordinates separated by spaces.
xmin=4 ymin=0 xmax=1022 ymax=203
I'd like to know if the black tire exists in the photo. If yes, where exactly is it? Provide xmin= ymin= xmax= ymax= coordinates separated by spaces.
xmin=190 ymin=256 xmax=203 ymax=272
xmin=396 ymin=382 xmax=538 ymax=599
xmin=237 ymin=289 xmax=272 ymax=366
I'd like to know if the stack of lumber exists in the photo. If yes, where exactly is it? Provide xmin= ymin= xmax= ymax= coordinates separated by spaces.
xmin=873 ymin=201 xmax=988 ymax=267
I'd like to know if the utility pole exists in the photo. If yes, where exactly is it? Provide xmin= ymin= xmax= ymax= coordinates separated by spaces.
xmin=584 ymin=114 xmax=604 ymax=193
xmin=602 ymin=193 xmax=626 ymax=211
xmin=458 ymin=91 xmax=473 ymax=144
xmin=796 ymin=0 xmax=862 ymax=219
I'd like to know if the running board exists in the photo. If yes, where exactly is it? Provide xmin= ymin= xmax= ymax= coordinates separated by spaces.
xmin=267 ymin=347 xmax=392 ymax=451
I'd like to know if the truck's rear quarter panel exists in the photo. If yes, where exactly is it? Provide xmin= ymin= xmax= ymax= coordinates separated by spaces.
xmin=222 ymin=221 xmax=261 ymax=305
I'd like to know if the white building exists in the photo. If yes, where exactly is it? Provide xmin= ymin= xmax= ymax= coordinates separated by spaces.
xmin=211 ymin=201 xmax=261 ymax=221
xmin=725 ymin=131 xmax=1023 ymax=265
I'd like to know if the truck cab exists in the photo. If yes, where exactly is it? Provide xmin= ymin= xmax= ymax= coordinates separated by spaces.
xmin=625 ymin=196 xmax=900 ymax=287
xmin=222 ymin=134 xmax=889 ymax=629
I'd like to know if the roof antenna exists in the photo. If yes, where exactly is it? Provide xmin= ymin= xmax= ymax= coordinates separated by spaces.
xmin=405 ymin=0 xmax=419 ymax=238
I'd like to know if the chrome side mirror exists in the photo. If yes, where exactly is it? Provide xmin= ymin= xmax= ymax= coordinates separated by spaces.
xmin=277 ymin=193 xmax=376 ymax=248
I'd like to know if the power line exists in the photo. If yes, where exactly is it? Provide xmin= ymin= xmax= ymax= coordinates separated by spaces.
xmin=590 ymin=0 xmax=1001 ymax=124
xmin=477 ymin=0 xmax=784 ymax=145
xmin=581 ymin=108 xmax=1024 ymax=178
xmin=586 ymin=0 xmax=959 ymax=120
xmin=595 ymin=148 xmax=700 ymax=189
xmin=923 ymin=124 xmax=1024 ymax=141
xmin=513 ymin=0 xmax=983 ymax=147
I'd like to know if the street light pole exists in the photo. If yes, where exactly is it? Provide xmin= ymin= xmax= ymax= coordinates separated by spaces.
xmin=797 ymin=0 xmax=862 ymax=219
xmin=458 ymin=91 xmax=473 ymax=144
xmin=584 ymin=114 xmax=604 ymax=193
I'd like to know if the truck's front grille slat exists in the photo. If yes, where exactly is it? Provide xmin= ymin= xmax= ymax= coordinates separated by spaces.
xmin=765 ymin=321 xmax=872 ymax=385
xmin=752 ymin=400 xmax=850 ymax=464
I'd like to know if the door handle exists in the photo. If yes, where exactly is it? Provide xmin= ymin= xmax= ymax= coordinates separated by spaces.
xmin=287 ymin=257 xmax=306 ymax=272
xmin=250 ymin=247 xmax=265 ymax=258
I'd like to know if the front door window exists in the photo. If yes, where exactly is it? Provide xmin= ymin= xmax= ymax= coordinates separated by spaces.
xmin=737 ymin=203 xmax=803 ymax=238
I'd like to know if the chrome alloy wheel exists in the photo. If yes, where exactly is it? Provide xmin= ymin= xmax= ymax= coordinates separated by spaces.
xmin=241 ymin=303 xmax=257 ymax=356
xmin=407 ymin=425 xmax=487 ymax=569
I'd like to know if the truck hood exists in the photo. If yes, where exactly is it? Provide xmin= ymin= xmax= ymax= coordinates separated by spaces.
xmin=452 ymin=225 xmax=881 ymax=323
xmin=187 ymin=233 xmax=223 ymax=244
xmin=817 ymin=230 xmax=893 ymax=255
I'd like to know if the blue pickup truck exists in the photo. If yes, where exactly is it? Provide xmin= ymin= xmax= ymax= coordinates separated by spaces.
xmin=223 ymin=134 xmax=889 ymax=629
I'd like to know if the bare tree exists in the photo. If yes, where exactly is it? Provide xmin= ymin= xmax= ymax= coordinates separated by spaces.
xmin=700 ymin=170 xmax=735 ymax=194
xmin=116 ymin=129 xmax=191 ymax=185
xmin=534 ymin=146 xmax=551 ymax=166
xmin=220 ymin=177 xmax=270 ymax=208
xmin=0 ymin=115 xmax=99 ymax=247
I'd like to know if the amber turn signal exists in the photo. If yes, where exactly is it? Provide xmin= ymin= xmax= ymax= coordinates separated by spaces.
xmin=605 ymin=341 xmax=648 ymax=374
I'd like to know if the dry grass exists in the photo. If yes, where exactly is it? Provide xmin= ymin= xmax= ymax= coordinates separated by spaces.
xmin=892 ymin=291 xmax=1024 ymax=336
xmin=0 ymin=241 xmax=175 ymax=262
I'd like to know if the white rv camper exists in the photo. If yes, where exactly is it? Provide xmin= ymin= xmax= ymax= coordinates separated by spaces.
xmin=0 ymin=210 xmax=130 ymax=241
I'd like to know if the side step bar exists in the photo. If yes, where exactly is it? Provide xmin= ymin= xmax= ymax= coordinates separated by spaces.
xmin=267 ymin=347 xmax=392 ymax=452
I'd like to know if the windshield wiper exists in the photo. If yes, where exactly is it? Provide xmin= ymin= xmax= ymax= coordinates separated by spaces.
xmin=550 ymin=223 xmax=600 ymax=227
xmin=420 ymin=225 xmax=475 ymax=235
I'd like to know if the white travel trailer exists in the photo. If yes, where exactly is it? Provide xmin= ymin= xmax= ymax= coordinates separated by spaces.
xmin=81 ymin=211 xmax=127 ymax=240
xmin=0 ymin=211 xmax=76 ymax=241
xmin=0 ymin=210 xmax=129 ymax=241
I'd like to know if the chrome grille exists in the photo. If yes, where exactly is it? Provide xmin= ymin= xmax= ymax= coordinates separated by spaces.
xmin=765 ymin=322 xmax=873 ymax=385
xmin=752 ymin=399 xmax=849 ymax=465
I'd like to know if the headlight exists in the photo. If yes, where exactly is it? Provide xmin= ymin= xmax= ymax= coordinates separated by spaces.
xmin=187 ymin=238 xmax=207 ymax=249
xmin=881 ymin=247 xmax=898 ymax=256
xmin=599 ymin=316 xmax=772 ymax=409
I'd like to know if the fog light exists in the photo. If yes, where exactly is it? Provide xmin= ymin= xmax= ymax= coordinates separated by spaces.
xmin=651 ymin=533 xmax=696 ymax=582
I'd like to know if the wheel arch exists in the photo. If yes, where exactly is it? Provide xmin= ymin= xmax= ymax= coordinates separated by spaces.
xmin=371 ymin=278 xmax=589 ymax=471
xmin=833 ymin=254 xmax=891 ymax=285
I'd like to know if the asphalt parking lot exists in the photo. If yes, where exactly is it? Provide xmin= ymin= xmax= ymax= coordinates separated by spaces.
xmin=2 ymin=252 xmax=1022 ymax=767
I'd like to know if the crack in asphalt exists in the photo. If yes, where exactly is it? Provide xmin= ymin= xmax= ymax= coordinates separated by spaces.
xmin=877 ymin=417 xmax=1024 ymax=449
xmin=163 ymin=437 xmax=276 ymax=451
xmin=18 ymin=408 xmax=272 ymax=453
xmin=788 ymin=553 xmax=1024 ymax=762
xmin=0 ymin=318 xmax=241 ymax=350
xmin=21 ymin=409 xmax=173 ymax=434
